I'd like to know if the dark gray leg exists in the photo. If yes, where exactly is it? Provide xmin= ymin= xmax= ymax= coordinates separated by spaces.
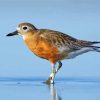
xmin=56 ymin=61 xmax=62 ymax=73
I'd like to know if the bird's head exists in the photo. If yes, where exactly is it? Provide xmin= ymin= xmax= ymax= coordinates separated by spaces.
xmin=6 ymin=22 xmax=37 ymax=36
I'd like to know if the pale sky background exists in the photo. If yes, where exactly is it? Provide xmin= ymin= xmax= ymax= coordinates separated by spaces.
xmin=0 ymin=0 xmax=100 ymax=78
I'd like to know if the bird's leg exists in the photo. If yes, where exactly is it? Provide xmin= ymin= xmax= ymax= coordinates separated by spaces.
xmin=45 ymin=63 xmax=56 ymax=84
xmin=56 ymin=61 xmax=62 ymax=73
xmin=45 ymin=61 xmax=62 ymax=84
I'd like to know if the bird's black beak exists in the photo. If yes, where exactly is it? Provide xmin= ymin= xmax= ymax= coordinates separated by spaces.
xmin=6 ymin=30 xmax=18 ymax=36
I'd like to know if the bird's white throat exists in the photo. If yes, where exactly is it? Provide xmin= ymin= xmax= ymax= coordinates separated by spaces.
xmin=22 ymin=35 xmax=27 ymax=40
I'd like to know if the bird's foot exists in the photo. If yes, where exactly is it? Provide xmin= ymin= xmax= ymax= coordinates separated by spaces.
xmin=45 ymin=73 xmax=55 ymax=84
xmin=45 ymin=77 xmax=54 ymax=84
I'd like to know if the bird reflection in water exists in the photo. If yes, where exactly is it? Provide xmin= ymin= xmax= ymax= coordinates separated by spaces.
xmin=47 ymin=84 xmax=62 ymax=100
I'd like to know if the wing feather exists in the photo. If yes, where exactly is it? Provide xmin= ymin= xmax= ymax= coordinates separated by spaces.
xmin=39 ymin=29 xmax=82 ymax=51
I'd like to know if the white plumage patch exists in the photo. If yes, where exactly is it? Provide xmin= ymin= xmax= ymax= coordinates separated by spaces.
xmin=22 ymin=35 xmax=26 ymax=40
xmin=67 ymin=47 xmax=93 ymax=59
xmin=58 ymin=46 xmax=70 ymax=53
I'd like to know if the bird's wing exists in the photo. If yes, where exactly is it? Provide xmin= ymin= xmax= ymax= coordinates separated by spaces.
xmin=39 ymin=29 xmax=82 ymax=51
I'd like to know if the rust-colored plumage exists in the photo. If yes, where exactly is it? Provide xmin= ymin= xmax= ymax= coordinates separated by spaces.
xmin=24 ymin=30 xmax=60 ymax=63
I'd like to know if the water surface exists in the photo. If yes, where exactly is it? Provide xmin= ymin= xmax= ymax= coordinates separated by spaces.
xmin=0 ymin=77 xmax=100 ymax=100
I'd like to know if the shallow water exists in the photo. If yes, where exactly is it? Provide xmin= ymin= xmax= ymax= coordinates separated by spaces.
xmin=0 ymin=77 xmax=100 ymax=100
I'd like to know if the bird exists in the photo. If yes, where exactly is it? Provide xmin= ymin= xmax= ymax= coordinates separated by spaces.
xmin=6 ymin=22 xmax=100 ymax=84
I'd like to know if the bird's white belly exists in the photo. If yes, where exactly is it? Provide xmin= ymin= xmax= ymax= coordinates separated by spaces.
xmin=66 ymin=47 xmax=93 ymax=59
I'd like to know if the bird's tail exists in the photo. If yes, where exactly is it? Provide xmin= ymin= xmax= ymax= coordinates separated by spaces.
xmin=88 ymin=46 xmax=100 ymax=52
xmin=80 ymin=40 xmax=100 ymax=52
xmin=92 ymin=46 xmax=100 ymax=52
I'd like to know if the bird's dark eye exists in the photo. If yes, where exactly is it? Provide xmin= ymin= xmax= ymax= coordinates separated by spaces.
xmin=23 ymin=26 xmax=28 ymax=30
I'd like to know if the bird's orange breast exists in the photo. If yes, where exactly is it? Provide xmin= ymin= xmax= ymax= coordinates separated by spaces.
xmin=24 ymin=34 xmax=61 ymax=63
